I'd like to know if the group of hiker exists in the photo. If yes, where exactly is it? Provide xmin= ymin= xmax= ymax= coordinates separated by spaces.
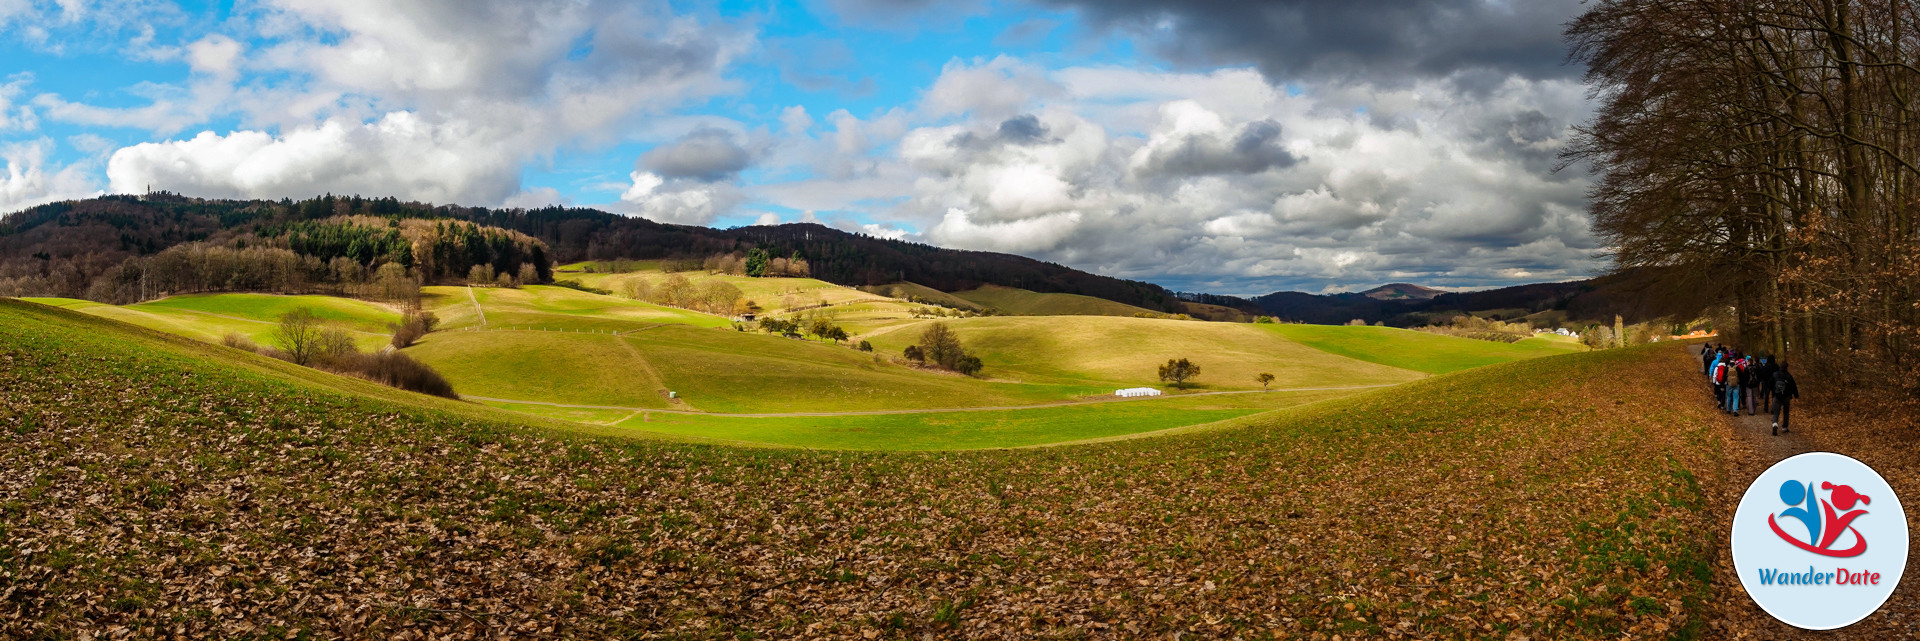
xmin=1702 ymin=343 xmax=1800 ymax=436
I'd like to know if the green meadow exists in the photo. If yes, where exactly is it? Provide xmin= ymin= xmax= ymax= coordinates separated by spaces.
xmin=602 ymin=387 xmax=1361 ymax=450
xmin=424 ymin=284 xmax=730 ymax=332
xmin=860 ymin=314 xmax=1426 ymax=390
xmin=1262 ymin=322 xmax=1587 ymax=374
xmin=23 ymin=293 xmax=400 ymax=351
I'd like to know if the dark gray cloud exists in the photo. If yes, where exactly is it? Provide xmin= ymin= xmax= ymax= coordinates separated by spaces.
xmin=996 ymin=114 xmax=1052 ymax=144
xmin=948 ymin=113 xmax=1059 ymax=150
xmin=1136 ymin=119 xmax=1298 ymax=178
xmin=641 ymin=127 xmax=752 ymax=182
xmin=1037 ymin=0 xmax=1585 ymax=82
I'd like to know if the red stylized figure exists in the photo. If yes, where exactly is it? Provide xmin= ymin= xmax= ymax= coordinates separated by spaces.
xmin=1768 ymin=480 xmax=1869 ymax=557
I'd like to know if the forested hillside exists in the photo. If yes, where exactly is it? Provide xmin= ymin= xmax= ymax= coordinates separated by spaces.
xmin=0 ymin=194 xmax=1186 ymax=311
xmin=0 ymin=194 xmax=549 ymax=303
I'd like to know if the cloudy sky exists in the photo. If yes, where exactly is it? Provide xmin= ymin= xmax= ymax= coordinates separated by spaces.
xmin=0 ymin=0 xmax=1600 ymax=295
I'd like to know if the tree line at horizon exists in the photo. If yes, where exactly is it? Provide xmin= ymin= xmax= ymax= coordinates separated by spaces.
xmin=1568 ymin=0 xmax=1920 ymax=390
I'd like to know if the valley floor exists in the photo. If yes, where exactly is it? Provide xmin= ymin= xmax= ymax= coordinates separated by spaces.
xmin=0 ymin=299 xmax=1724 ymax=639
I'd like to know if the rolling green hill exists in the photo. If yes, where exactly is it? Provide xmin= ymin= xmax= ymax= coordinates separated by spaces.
xmin=423 ymin=284 xmax=730 ymax=332
xmin=408 ymin=325 xmax=1096 ymax=413
xmin=952 ymin=284 xmax=1160 ymax=317
xmin=1262 ymin=323 xmax=1588 ymax=374
xmin=26 ymin=287 xmax=1591 ymax=425
xmin=860 ymin=281 xmax=988 ymax=311
xmin=24 ymin=293 xmax=401 ymax=351
xmin=602 ymin=386 xmax=1361 ymax=450
xmin=862 ymin=315 xmax=1426 ymax=390
xmin=0 ymin=295 xmax=1722 ymax=638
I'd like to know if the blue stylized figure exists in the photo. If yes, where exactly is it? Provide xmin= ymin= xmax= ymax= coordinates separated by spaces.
xmin=1779 ymin=480 xmax=1822 ymax=544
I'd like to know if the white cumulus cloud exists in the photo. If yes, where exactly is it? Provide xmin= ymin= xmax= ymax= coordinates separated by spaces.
xmin=106 ymin=113 xmax=522 ymax=203
xmin=1 ymin=139 xmax=101 ymax=212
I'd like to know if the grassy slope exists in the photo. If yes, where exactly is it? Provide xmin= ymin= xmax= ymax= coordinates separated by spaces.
xmin=864 ymin=315 xmax=1426 ymax=390
xmin=25 ymin=293 xmax=400 ymax=351
xmin=861 ymin=281 xmax=987 ymax=311
xmin=1263 ymin=323 xmax=1588 ymax=374
xmin=403 ymin=330 xmax=678 ymax=409
xmin=0 ymin=296 xmax=1721 ymax=639
xmin=609 ymin=387 xmax=1358 ymax=450
xmin=951 ymin=284 xmax=1158 ymax=317
xmin=410 ymin=324 xmax=1096 ymax=413
xmin=424 ymin=284 xmax=729 ymax=332
xmin=567 ymin=271 xmax=901 ymax=316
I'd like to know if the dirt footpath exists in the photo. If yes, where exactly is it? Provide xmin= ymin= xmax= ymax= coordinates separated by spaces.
xmin=1690 ymin=344 xmax=1920 ymax=639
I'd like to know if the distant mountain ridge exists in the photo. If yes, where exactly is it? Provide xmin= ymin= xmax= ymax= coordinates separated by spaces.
xmin=1360 ymin=283 xmax=1446 ymax=301
xmin=1241 ymin=269 xmax=1695 ymax=327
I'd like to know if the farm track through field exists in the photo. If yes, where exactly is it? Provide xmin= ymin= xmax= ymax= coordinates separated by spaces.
xmin=466 ymin=286 xmax=486 ymax=326
xmin=467 ymin=383 xmax=1399 ymax=418
xmin=613 ymin=334 xmax=687 ymax=411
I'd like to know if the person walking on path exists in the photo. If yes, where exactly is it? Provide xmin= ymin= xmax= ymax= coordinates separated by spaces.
xmin=1741 ymin=354 xmax=1762 ymax=415
xmin=1772 ymin=362 xmax=1799 ymax=436
xmin=1702 ymin=343 xmax=1714 ymax=376
xmin=1720 ymin=347 xmax=1735 ymax=403
xmin=1753 ymin=356 xmax=1775 ymax=414
xmin=1724 ymin=353 xmax=1745 ymax=414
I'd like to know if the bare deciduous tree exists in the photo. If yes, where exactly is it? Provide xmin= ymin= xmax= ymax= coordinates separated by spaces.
xmin=1566 ymin=0 xmax=1920 ymax=390
xmin=274 ymin=308 xmax=324 ymax=366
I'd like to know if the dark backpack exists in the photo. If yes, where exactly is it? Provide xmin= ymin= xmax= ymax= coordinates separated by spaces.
xmin=1773 ymin=372 xmax=1793 ymax=396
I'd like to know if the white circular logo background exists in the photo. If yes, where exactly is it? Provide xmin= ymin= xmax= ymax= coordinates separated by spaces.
xmin=1731 ymin=452 xmax=1908 ymax=630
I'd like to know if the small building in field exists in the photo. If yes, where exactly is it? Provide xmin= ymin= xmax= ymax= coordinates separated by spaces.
xmin=1115 ymin=387 xmax=1162 ymax=398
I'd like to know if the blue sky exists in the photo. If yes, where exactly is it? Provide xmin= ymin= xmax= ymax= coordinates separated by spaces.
xmin=0 ymin=0 xmax=1601 ymax=295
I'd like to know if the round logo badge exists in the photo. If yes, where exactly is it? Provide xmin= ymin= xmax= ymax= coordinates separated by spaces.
xmin=1731 ymin=452 xmax=1909 ymax=629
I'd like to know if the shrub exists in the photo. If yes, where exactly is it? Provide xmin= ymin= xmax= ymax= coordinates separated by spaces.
xmin=389 ymin=309 xmax=438 ymax=349
xmin=321 ymin=352 xmax=460 ymax=399
xmin=221 ymin=333 xmax=259 ymax=352
xmin=915 ymin=323 xmax=984 ymax=376
xmin=551 ymin=279 xmax=612 ymax=295
xmin=314 ymin=327 xmax=358 ymax=364
xmin=391 ymin=323 xmax=424 ymax=349
xmin=858 ymin=340 xmax=873 ymax=352
xmin=903 ymin=345 xmax=924 ymax=362
xmin=953 ymin=355 xmax=983 ymax=376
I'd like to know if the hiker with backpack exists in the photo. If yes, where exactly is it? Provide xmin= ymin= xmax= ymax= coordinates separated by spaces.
xmin=1772 ymin=362 xmax=1799 ymax=435
xmin=1720 ymin=351 xmax=1735 ymax=404
xmin=1701 ymin=343 xmax=1714 ymax=376
xmin=1752 ymin=356 xmax=1775 ymax=414
xmin=1723 ymin=352 xmax=1744 ymax=414
xmin=1741 ymin=354 xmax=1763 ymax=415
